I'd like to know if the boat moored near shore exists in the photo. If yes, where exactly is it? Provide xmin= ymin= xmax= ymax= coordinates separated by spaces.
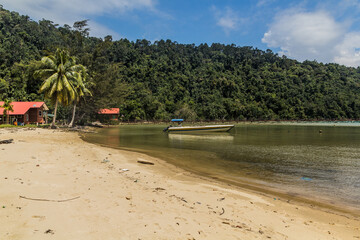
xmin=163 ymin=119 xmax=234 ymax=133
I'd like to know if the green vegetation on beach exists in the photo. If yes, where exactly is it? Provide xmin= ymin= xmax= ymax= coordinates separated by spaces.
xmin=1 ymin=6 xmax=360 ymax=123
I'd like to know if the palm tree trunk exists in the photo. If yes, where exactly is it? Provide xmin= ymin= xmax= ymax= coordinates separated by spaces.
xmin=69 ymin=103 xmax=76 ymax=128
xmin=51 ymin=98 xmax=58 ymax=128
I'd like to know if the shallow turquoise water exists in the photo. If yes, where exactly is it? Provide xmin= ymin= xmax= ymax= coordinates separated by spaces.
xmin=84 ymin=123 xmax=360 ymax=210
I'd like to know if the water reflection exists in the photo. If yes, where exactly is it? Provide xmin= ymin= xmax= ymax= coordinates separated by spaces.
xmin=168 ymin=133 xmax=234 ymax=142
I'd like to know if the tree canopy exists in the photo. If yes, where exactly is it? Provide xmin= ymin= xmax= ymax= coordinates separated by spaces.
xmin=1 ymin=6 xmax=360 ymax=122
xmin=35 ymin=49 xmax=87 ymax=127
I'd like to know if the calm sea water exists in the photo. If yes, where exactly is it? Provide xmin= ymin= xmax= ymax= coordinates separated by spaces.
xmin=84 ymin=123 xmax=360 ymax=210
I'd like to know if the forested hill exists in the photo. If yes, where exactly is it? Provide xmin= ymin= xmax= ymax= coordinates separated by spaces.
xmin=1 ymin=6 xmax=360 ymax=122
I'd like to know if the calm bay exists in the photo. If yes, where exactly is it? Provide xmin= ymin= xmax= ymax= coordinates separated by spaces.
xmin=83 ymin=122 xmax=360 ymax=211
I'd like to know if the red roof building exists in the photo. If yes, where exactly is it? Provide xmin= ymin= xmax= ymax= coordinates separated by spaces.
xmin=98 ymin=108 xmax=120 ymax=121
xmin=98 ymin=108 xmax=120 ymax=115
xmin=0 ymin=101 xmax=49 ymax=124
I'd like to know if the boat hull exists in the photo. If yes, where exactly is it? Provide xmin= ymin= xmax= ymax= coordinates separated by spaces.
xmin=167 ymin=125 xmax=234 ymax=133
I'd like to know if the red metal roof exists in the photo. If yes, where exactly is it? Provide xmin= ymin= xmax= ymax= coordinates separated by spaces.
xmin=0 ymin=102 xmax=47 ymax=115
xmin=98 ymin=108 xmax=120 ymax=115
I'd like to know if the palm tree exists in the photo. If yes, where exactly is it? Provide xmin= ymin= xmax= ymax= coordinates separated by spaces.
xmin=35 ymin=49 xmax=86 ymax=128
xmin=68 ymin=68 xmax=92 ymax=128
xmin=1 ymin=99 xmax=14 ymax=124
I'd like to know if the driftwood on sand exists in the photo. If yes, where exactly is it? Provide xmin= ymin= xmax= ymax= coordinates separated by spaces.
xmin=89 ymin=122 xmax=103 ymax=128
xmin=19 ymin=195 xmax=80 ymax=202
xmin=137 ymin=160 xmax=155 ymax=165
xmin=0 ymin=139 xmax=13 ymax=144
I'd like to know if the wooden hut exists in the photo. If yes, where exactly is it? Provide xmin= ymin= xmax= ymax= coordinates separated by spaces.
xmin=98 ymin=108 xmax=120 ymax=122
xmin=0 ymin=101 xmax=49 ymax=125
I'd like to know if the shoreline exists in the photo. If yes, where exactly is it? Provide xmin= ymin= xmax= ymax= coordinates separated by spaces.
xmin=81 ymin=139 xmax=360 ymax=220
xmin=82 ymin=125 xmax=360 ymax=218
xmin=1 ymin=128 xmax=359 ymax=239
xmin=86 ymin=141 xmax=360 ymax=219
xmin=115 ymin=119 xmax=360 ymax=125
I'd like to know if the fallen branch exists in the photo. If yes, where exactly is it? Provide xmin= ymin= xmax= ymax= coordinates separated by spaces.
xmin=19 ymin=195 xmax=80 ymax=202
xmin=0 ymin=139 xmax=13 ymax=144
xmin=220 ymin=207 xmax=225 ymax=215
xmin=137 ymin=160 xmax=154 ymax=165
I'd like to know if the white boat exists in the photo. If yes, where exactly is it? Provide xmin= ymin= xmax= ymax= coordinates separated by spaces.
xmin=164 ymin=119 xmax=234 ymax=133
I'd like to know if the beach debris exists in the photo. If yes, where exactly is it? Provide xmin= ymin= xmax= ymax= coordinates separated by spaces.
xmin=32 ymin=215 xmax=46 ymax=220
xmin=44 ymin=229 xmax=54 ymax=234
xmin=89 ymin=122 xmax=103 ymax=128
xmin=19 ymin=195 xmax=80 ymax=202
xmin=170 ymin=194 xmax=188 ymax=203
xmin=120 ymin=168 xmax=129 ymax=172
xmin=102 ymin=158 xmax=109 ymax=163
xmin=222 ymin=221 xmax=247 ymax=230
xmin=219 ymin=207 xmax=225 ymax=215
xmin=217 ymin=197 xmax=225 ymax=201
xmin=137 ymin=160 xmax=154 ymax=165
xmin=154 ymin=187 xmax=166 ymax=191
xmin=125 ymin=197 xmax=131 ymax=200
xmin=0 ymin=139 xmax=13 ymax=144
xmin=301 ymin=177 xmax=312 ymax=181
xmin=134 ymin=180 xmax=138 ymax=182
xmin=2 ymin=206 xmax=5 ymax=208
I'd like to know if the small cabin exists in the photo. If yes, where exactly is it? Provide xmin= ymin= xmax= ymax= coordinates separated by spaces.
xmin=0 ymin=101 xmax=49 ymax=125
xmin=98 ymin=108 xmax=120 ymax=122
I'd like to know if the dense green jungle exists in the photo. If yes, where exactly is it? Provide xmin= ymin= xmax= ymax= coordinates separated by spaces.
xmin=1 ymin=5 xmax=360 ymax=123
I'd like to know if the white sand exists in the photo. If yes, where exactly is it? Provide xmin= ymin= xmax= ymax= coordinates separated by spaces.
xmin=0 ymin=128 xmax=359 ymax=239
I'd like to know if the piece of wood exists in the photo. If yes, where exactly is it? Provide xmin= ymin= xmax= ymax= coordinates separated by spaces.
xmin=19 ymin=195 xmax=80 ymax=202
xmin=137 ymin=160 xmax=154 ymax=165
xmin=0 ymin=139 xmax=13 ymax=144
xmin=89 ymin=122 xmax=103 ymax=128
xmin=220 ymin=207 xmax=225 ymax=215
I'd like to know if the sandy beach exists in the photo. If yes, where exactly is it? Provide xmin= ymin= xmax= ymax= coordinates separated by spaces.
xmin=0 ymin=128 xmax=359 ymax=240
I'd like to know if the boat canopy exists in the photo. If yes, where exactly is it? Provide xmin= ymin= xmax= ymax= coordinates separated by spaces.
xmin=171 ymin=119 xmax=184 ymax=122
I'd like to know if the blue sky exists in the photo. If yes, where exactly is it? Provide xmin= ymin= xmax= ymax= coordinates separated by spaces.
xmin=2 ymin=0 xmax=360 ymax=66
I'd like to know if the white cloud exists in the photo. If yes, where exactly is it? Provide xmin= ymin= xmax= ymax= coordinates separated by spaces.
xmin=212 ymin=6 xmax=243 ymax=34
xmin=262 ymin=9 xmax=360 ymax=67
xmin=262 ymin=10 xmax=344 ymax=62
xmin=1 ymin=0 xmax=156 ymax=38
xmin=88 ymin=21 xmax=121 ymax=39
xmin=334 ymin=32 xmax=360 ymax=67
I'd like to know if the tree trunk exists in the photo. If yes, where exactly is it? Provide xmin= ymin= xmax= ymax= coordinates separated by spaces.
xmin=51 ymin=98 xmax=58 ymax=129
xmin=68 ymin=103 xmax=76 ymax=128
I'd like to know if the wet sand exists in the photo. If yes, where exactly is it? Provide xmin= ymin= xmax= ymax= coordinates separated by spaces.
xmin=0 ymin=128 xmax=359 ymax=239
